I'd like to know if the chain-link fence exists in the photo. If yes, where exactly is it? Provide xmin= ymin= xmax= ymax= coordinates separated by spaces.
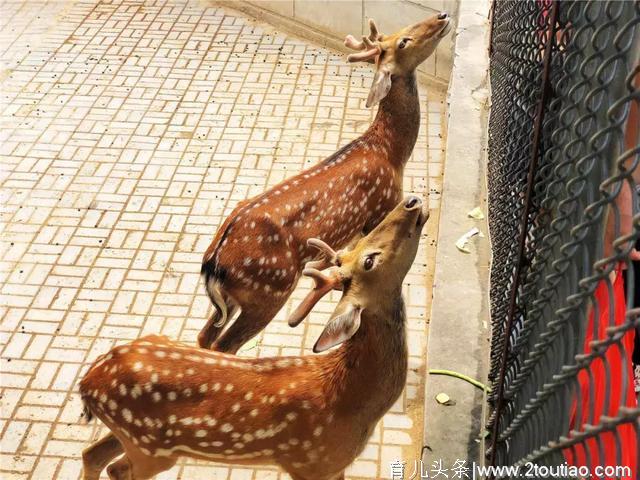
xmin=486 ymin=0 xmax=639 ymax=477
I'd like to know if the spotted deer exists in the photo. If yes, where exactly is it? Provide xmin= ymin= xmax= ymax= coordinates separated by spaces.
xmin=80 ymin=196 xmax=428 ymax=480
xmin=199 ymin=13 xmax=451 ymax=352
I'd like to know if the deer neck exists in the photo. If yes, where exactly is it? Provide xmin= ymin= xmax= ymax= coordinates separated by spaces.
xmin=367 ymin=73 xmax=420 ymax=166
xmin=323 ymin=295 xmax=408 ymax=421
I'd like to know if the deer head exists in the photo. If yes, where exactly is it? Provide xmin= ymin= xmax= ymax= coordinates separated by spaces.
xmin=346 ymin=14 xmax=452 ymax=107
xmin=289 ymin=196 xmax=429 ymax=352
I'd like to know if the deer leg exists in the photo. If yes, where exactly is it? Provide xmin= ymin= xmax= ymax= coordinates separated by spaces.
xmin=198 ymin=305 xmax=238 ymax=349
xmin=106 ymin=453 xmax=175 ymax=480
xmin=82 ymin=433 xmax=123 ymax=480
xmin=198 ymin=312 xmax=222 ymax=349
xmin=211 ymin=302 xmax=281 ymax=354
xmin=289 ymin=472 xmax=345 ymax=480
xmin=130 ymin=454 xmax=176 ymax=479
xmin=106 ymin=457 xmax=132 ymax=480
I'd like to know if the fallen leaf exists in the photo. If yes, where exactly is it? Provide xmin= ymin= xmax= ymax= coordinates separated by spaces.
xmin=467 ymin=206 xmax=485 ymax=220
xmin=435 ymin=392 xmax=449 ymax=404
xmin=435 ymin=392 xmax=456 ymax=406
xmin=455 ymin=227 xmax=481 ymax=253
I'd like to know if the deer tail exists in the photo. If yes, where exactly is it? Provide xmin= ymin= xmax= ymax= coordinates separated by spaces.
xmin=81 ymin=395 xmax=94 ymax=423
xmin=201 ymin=262 xmax=234 ymax=328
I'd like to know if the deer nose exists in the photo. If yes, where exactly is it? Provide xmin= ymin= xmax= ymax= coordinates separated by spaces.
xmin=438 ymin=12 xmax=448 ymax=20
xmin=404 ymin=196 xmax=422 ymax=210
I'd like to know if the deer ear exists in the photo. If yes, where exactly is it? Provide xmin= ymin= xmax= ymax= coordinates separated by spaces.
xmin=313 ymin=304 xmax=362 ymax=353
xmin=366 ymin=67 xmax=392 ymax=108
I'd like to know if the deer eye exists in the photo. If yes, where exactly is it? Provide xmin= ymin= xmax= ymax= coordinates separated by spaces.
xmin=398 ymin=38 xmax=410 ymax=49
xmin=364 ymin=255 xmax=375 ymax=271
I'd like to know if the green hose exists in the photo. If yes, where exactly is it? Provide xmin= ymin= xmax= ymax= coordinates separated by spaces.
xmin=429 ymin=369 xmax=491 ymax=393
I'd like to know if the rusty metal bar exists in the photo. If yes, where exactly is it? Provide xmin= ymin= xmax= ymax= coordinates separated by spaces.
xmin=488 ymin=0 xmax=496 ymax=56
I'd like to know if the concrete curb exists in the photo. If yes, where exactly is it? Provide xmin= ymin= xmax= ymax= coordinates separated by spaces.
xmin=421 ymin=0 xmax=491 ymax=469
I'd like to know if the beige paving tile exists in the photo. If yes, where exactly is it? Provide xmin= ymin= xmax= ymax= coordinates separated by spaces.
xmin=0 ymin=1 xmax=446 ymax=479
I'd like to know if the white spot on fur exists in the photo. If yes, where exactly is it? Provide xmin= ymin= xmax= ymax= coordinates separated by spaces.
xmin=122 ymin=408 xmax=133 ymax=423
xmin=204 ymin=415 xmax=217 ymax=427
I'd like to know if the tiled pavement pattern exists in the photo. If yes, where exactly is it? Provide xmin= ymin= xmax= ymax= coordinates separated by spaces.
xmin=0 ymin=1 xmax=446 ymax=479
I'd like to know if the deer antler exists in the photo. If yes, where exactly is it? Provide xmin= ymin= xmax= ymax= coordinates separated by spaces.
xmin=345 ymin=19 xmax=382 ymax=64
xmin=305 ymin=238 xmax=340 ymax=270
xmin=288 ymin=267 xmax=343 ymax=327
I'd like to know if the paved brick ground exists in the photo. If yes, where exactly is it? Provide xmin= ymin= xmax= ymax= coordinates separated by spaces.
xmin=0 ymin=1 xmax=446 ymax=479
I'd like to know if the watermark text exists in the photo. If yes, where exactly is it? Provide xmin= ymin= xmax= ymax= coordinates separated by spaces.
xmin=389 ymin=459 xmax=632 ymax=479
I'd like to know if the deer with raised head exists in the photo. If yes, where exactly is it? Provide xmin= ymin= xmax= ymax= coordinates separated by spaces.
xmin=80 ymin=196 xmax=428 ymax=480
xmin=199 ymin=13 xmax=451 ymax=352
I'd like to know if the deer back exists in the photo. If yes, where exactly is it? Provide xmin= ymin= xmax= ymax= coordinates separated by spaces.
xmin=203 ymin=140 xmax=403 ymax=300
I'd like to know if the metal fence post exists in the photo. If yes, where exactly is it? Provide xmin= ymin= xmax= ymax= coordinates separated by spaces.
xmin=488 ymin=0 xmax=561 ymax=468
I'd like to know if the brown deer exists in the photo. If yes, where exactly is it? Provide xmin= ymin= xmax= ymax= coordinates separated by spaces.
xmin=199 ymin=13 xmax=451 ymax=352
xmin=80 ymin=196 xmax=428 ymax=480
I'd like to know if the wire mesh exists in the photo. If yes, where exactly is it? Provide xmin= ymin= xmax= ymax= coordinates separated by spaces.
xmin=487 ymin=0 xmax=640 ymax=476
